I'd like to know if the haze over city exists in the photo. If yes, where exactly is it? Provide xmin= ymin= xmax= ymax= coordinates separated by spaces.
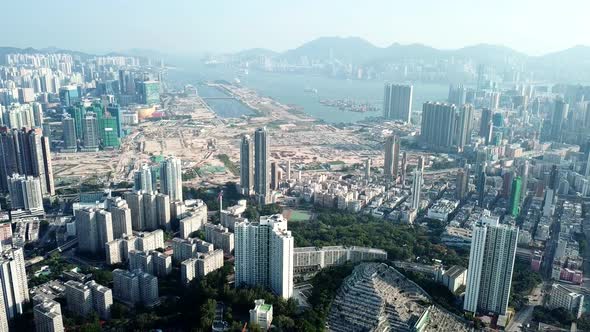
xmin=2 ymin=0 xmax=590 ymax=55
xmin=2 ymin=1 xmax=590 ymax=332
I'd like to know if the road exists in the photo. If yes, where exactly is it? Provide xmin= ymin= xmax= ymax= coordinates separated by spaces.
xmin=505 ymin=282 xmax=545 ymax=332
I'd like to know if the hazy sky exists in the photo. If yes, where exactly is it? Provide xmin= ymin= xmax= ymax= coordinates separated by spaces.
xmin=2 ymin=0 xmax=588 ymax=55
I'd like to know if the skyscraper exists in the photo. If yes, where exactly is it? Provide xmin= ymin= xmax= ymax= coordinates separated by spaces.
xmin=364 ymin=158 xmax=371 ymax=182
xmin=106 ymin=104 xmax=123 ymax=138
xmin=82 ymin=116 xmax=99 ymax=151
xmin=0 ymin=247 xmax=29 ymax=320
xmin=58 ymin=86 xmax=80 ymax=107
xmin=411 ymin=169 xmax=422 ymax=210
xmin=480 ymin=108 xmax=493 ymax=145
xmin=421 ymin=102 xmax=457 ymax=149
xmin=0 ymin=127 xmax=54 ymax=195
xmin=464 ymin=213 xmax=518 ymax=315
xmin=33 ymin=299 xmax=64 ymax=332
xmin=489 ymin=92 xmax=501 ymax=110
xmin=240 ymin=135 xmax=254 ymax=196
xmin=270 ymin=162 xmax=280 ymax=190
xmin=448 ymin=84 xmax=467 ymax=106
xmin=455 ymin=105 xmax=473 ymax=150
xmin=551 ymin=100 xmax=569 ymax=142
xmin=520 ymin=161 xmax=529 ymax=201
xmin=124 ymin=191 xmax=144 ymax=231
xmin=509 ymin=177 xmax=522 ymax=217
xmin=477 ymin=169 xmax=486 ymax=207
xmin=7 ymin=174 xmax=44 ymax=212
xmin=254 ymin=128 xmax=269 ymax=204
xmin=76 ymin=208 xmax=113 ymax=255
xmin=235 ymin=215 xmax=294 ymax=299
xmin=66 ymin=104 xmax=85 ymax=140
xmin=383 ymin=84 xmax=413 ymax=122
xmin=31 ymin=102 xmax=43 ymax=128
xmin=107 ymin=197 xmax=133 ymax=239
xmin=383 ymin=135 xmax=399 ymax=181
xmin=134 ymin=164 xmax=154 ymax=194
xmin=456 ymin=168 xmax=469 ymax=200
xmin=100 ymin=117 xmax=120 ymax=148
xmin=138 ymin=81 xmax=160 ymax=105
xmin=160 ymin=156 xmax=183 ymax=202
xmin=400 ymin=152 xmax=407 ymax=187
xmin=62 ymin=116 xmax=77 ymax=152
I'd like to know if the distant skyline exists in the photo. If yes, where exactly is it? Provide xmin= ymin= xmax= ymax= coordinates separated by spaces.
xmin=2 ymin=0 xmax=589 ymax=56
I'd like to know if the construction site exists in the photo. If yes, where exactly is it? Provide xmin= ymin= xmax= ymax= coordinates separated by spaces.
xmin=51 ymin=83 xmax=399 ymax=189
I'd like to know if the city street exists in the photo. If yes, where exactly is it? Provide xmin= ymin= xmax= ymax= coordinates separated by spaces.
xmin=506 ymin=282 xmax=545 ymax=332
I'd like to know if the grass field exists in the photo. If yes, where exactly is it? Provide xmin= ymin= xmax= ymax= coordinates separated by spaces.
xmin=283 ymin=209 xmax=312 ymax=222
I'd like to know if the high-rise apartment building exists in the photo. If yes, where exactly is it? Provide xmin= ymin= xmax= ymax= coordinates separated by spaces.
xmin=62 ymin=116 xmax=77 ymax=152
xmin=81 ymin=115 xmax=99 ymax=151
xmin=411 ymin=169 xmax=422 ymax=210
xmin=33 ymin=299 xmax=64 ymax=332
xmin=76 ymin=208 xmax=113 ymax=255
xmin=203 ymin=222 xmax=235 ymax=255
xmin=551 ymin=100 xmax=569 ymax=142
xmin=0 ymin=247 xmax=29 ymax=320
xmin=134 ymin=164 xmax=154 ymax=194
xmin=107 ymin=197 xmax=133 ymax=239
xmin=421 ymin=102 xmax=457 ymax=149
xmin=383 ymin=136 xmax=399 ymax=181
xmin=112 ymin=269 xmax=159 ymax=307
xmin=124 ymin=191 xmax=144 ymax=231
xmin=520 ymin=161 xmax=529 ymax=202
xmin=464 ymin=213 xmax=518 ymax=315
xmin=7 ymin=174 xmax=44 ymax=212
xmin=64 ymin=280 xmax=93 ymax=317
xmin=480 ymin=108 xmax=494 ymax=145
xmin=448 ymin=85 xmax=467 ymax=106
xmin=400 ymin=152 xmax=407 ymax=187
xmin=235 ymin=214 xmax=293 ymax=299
xmin=509 ymin=177 xmax=522 ymax=217
xmin=254 ymin=128 xmax=269 ymax=204
xmin=270 ymin=162 xmax=281 ymax=190
xmin=0 ymin=127 xmax=54 ymax=195
xmin=159 ymin=156 xmax=183 ymax=202
xmin=383 ymin=84 xmax=413 ymax=122
xmin=455 ymin=105 xmax=473 ymax=150
xmin=456 ymin=168 xmax=469 ymax=200
xmin=240 ymin=135 xmax=254 ymax=195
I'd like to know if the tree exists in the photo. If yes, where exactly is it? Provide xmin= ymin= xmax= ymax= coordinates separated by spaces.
xmin=273 ymin=315 xmax=295 ymax=330
xmin=199 ymin=299 xmax=217 ymax=330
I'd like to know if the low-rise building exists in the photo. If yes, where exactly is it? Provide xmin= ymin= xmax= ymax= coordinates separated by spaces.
xmin=171 ymin=237 xmax=213 ymax=262
xmin=203 ymin=223 xmax=234 ymax=255
xmin=179 ymin=200 xmax=208 ymax=238
xmin=249 ymin=299 xmax=273 ymax=330
xmin=548 ymin=284 xmax=584 ymax=318
xmin=293 ymin=246 xmax=387 ymax=274
xmin=181 ymin=249 xmax=224 ymax=284
xmin=112 ymin=269 xmax=159 ymax=307
xmin=435 ymin=265 xmax=467 ymax=293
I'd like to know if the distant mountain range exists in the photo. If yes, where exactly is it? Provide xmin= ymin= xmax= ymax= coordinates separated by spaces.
xmin=3 ymin=37 xmax=590 ymax=81
xmin=232 ymin=36 xmax=590 ymax=68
